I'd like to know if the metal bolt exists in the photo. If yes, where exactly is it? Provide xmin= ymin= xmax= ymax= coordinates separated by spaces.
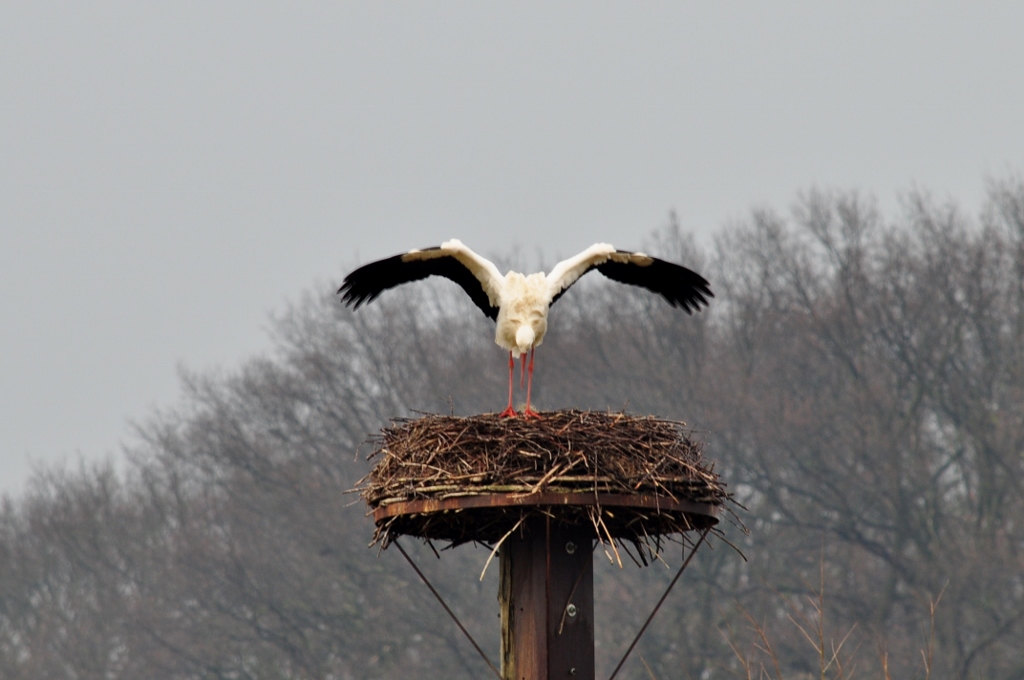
xmin=566 ymin=603 xmax=578 ymax=618
xmin=565 ymin=541 xmax=576 ymax=554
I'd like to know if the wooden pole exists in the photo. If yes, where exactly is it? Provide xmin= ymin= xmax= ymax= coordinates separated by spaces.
xmin=499 ymin=516 xmax=595 ymax=680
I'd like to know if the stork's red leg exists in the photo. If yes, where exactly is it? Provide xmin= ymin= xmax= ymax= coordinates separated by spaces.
xmin=523 ymin=348 xmax=542 ymax=419
xmin=499 ymin=351 xmax=518 ymax=418
xmin=519 ymin=350 xmax=526 ymax=389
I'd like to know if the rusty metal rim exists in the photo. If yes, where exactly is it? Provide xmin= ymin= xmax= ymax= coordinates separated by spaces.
xmin=373 ymin=492 xmax=718 ymax=523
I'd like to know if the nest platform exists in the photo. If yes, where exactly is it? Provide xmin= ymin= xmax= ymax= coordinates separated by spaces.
xmin=359 ymin=409 xmax=733 ymax=559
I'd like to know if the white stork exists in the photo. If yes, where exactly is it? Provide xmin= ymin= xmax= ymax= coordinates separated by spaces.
xmin=338 ymin=239 xmax=712 ymax=418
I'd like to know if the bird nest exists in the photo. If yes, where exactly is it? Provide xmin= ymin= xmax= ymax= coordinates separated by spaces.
xmin=357 ymin=410 xmax=739 ymax=562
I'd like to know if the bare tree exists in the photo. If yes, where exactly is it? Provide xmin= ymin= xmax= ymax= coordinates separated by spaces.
xmin=2 ymin=178 xmax=1022 ymax=679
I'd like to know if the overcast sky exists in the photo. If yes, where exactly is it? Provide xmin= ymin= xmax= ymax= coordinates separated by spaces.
xmin=2 ymin=3 xmax=1022 ymax=497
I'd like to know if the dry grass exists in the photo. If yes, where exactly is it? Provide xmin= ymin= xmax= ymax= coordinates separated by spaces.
xmin=719 ymin=565 xmax=945 ymax=680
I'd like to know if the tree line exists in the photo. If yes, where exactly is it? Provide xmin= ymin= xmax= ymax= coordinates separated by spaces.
xmin=1 ymin=178 xmax=1022 ymax=679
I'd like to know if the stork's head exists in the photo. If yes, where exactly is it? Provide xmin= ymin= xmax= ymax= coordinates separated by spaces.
xmin=515 ymin=325 xmax=536 ymax=354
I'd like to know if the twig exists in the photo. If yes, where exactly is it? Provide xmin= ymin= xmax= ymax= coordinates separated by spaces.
xmin=479 ymin=516 xmax=526 ymax=581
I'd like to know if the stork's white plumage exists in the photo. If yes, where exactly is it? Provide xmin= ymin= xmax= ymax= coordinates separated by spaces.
xmin=338 ymin=239 xmax=712 ymax=418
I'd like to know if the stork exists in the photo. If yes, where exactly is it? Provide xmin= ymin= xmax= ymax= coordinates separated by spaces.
xmin=338 ymin=239 xmax=712 ymax=418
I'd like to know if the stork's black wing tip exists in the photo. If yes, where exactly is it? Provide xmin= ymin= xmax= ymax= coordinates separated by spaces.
xmin=336 ymin=278 xmax=366 ymax=308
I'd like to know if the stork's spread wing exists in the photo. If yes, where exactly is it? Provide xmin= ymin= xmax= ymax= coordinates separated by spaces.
xmin=547 ymin=244 xmax=713 ymax=314
xmin=595 ymin=255 xmax=713 ymax=314
xmin=338 ymin=240 xmax=503 ymax=321
xmin=546 ymin=243 xmax=621 ymax=303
